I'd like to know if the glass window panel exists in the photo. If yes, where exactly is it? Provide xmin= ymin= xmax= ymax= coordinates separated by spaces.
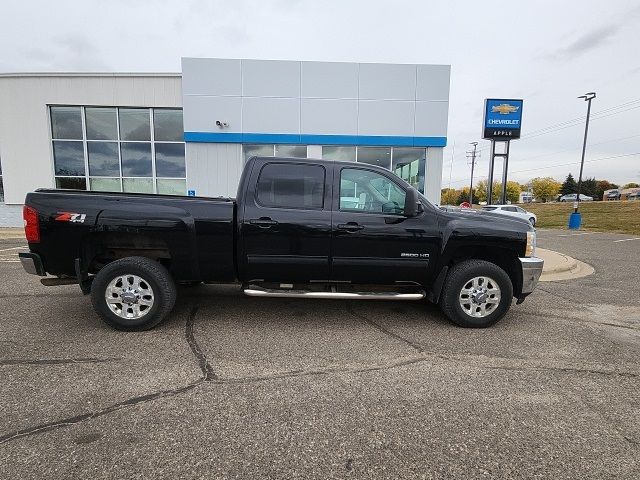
xmin=153 ymin=109 xmax=183 ymax=141
xmin=90 ymin=177 xmax=121 ymax=192
xmin=256 ymin=163 xmax=325 ymax=209
xmin=85 ymin=107 xmax=117 ymax=140
xmin=155 ymin=143 xmax=186 ymax=178
xmin=156 ymin=179 xmax=186 ymax=196
xmin=275 ymin=144 xmax=307 ymax=158
xmin=243 ymin=144 xmax=274 ymax=163
xmin=123 ymin=178 xmax=153 ymax=193
xmin=52 ymin=141 xmax=85 ymax=176
xmin=392 ymin=147 xmax=426 ymax=193
xmin=87 ymin=141 xmax=119 ymax=176
xmin=119 ymin=108 xmax=151 ymax=141
xmin=121 ymin=143 xmax=152 ymax=177
xmin=322 ymin=146 xmax=356 ymax=162
xmin=339 ymin=168 xmax=405 ymax=214
xmin=50 ymin=106 xmax=83 ymax=139
xmin=55 ymin=177 xmax=87 ymax=190
xmin=357 ymin=147 xmax=391 ymax=170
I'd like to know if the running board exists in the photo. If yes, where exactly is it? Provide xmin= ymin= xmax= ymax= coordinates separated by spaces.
xmin=243 ymin=286 xmax=425 ymax=301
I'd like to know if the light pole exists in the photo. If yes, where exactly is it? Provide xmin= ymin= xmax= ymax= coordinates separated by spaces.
xmin=467 ymin=142 xmax=478 ymax=205
xmin=569 ymin=92 xmax=596 ymax=229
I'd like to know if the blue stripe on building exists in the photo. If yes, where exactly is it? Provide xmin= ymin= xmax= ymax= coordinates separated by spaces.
xmin=184 ymin=132 xmax=447 ymax=147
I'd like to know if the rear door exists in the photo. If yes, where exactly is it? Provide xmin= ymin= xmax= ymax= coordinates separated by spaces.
xmin=330 ymin=165 xmax=439 ymax=285
xmin=240 ymin=160 xmax=333 ymax=283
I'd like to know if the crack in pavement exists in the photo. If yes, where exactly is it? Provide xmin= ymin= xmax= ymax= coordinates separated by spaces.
xmin=0 ymin=306 xmax=215 ymax=445
xmin=0 ymin=357 xmax=120 ymax=366
xmin=2 ymin=303 xmax=637 ymax=445
xmin=346 ymin=302 xmax=425 ymax=353
xmin=185 ymin=306 xmax=218 ymax=381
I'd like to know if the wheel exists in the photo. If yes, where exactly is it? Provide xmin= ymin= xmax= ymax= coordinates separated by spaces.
xmin=440 ymin=260 xmax=513 ymax=328
xmin=529 ymin=217 xmax=536 ymax=226
xmin=91 ymin=256 xmax=176 ymax=331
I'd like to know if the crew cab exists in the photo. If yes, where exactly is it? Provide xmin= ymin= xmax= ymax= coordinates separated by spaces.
xmin=20 ymin=156 xmax=543 ymax=331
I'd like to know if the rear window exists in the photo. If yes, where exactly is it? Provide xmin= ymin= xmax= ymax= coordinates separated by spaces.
xmin=256 ymin=163 xmax=325 ymax=209
xmin=482 ymin=206 xmax=498 ymax=211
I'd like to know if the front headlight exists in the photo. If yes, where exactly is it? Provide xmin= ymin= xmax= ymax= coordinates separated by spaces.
xmin=526 ymin=230 xmax=537 ymax=257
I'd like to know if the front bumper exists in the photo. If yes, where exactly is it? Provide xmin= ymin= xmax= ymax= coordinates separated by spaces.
xmin=18 ymin=252 xmax=46 ymax=276
xmin=519 ymin=256 xmax=544 ymax=295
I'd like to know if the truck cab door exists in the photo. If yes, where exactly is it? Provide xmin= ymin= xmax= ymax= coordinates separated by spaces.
xmin=330 ymin=165 xmax=439 ymax=285
xmin=239 ymin=160 xmax=333 ymax=283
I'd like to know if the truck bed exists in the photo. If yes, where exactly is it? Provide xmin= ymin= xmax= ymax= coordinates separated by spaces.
xmin=25 ymin=189 xmax=237 ymax=281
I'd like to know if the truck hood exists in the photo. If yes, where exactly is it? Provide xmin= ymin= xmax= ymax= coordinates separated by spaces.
xmin=436 ymin=206 xmax=533 ymax=234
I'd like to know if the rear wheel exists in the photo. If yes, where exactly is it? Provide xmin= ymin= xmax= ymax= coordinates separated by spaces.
xmin=91 ymin=256 xmax=176 ymax=331
xmin=440 ymin=260 xmax=513 ymax=328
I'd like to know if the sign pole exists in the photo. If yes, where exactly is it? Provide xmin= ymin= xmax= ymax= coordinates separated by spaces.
xmin=487 ymin=141 xmax=496 ymax=205
xmin=500 ymin=140 xmax=510 ymax=204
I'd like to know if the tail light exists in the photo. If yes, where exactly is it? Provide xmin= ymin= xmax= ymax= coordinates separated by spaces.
xmin=23 ymin=205 xmax=40 ymax=243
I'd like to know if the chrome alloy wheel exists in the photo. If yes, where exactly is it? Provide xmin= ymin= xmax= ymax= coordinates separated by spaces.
xmin=458 ymin=276 xmax=501 ymax=318
xmin=105 ymin=275 xmax=154 ymax=320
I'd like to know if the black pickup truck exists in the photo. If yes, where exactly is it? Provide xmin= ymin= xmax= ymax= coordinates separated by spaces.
xmin=20 ymin=156 xmax=543 ymax=331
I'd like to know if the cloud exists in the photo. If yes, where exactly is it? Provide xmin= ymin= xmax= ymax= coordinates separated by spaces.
xmin=547 ymin=24 xmax=620 ymax=61
xmin=20 ymin=34 xmax=109 ymax=71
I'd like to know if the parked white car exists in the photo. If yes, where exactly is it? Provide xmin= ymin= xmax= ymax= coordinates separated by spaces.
xmin=481 ymin=205 xmax=538 ymax=226
xmin=559 ymin=193 xmax=593 ymax=202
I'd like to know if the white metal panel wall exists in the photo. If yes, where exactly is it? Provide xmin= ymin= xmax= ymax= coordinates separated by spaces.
xmin=0 ymin=74 xmax=182 ymax=204
xmin=185 ymin=143 xmax=242 ymax=198
xmin=425 ymin=147 xmax=444 ymax=205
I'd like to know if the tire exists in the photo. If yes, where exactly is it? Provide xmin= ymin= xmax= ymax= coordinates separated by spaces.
xmin=91 ymin=256 xmax=176 ymax=331
xmin=529 ymin=217 xmax=536 ymax=227
xmin=440 ymin=260 xmax=513 ymax=328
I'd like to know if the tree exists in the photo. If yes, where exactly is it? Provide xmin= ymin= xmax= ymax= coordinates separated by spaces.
xmin=505 ymin=181 xmax=521 ymax=204
xmin=623 ymin=182 xmax=640 ymax=189
xmin=440 ymin=188 xmax=458 ymax=205
xmin=560 ymin=173 xmax=577 ymax=195
xmin=531 ymin=177 xmax=561 ymax=202
xmin=596 ymin=180 xmax=618 ymax=201
xmin=581 ymin=177 xmax=598 ymax=199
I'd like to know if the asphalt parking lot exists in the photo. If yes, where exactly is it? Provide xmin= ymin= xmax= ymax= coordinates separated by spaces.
xmin=1 ymin=230 xmax=639 ymax=479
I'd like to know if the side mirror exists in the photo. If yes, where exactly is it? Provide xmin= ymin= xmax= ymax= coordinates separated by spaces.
xmin=404 ymin=188 xmax=420 ymax=217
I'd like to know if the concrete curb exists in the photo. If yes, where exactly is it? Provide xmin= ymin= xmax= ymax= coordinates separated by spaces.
xmin=538 ymin=248 xmax=595 ymax=282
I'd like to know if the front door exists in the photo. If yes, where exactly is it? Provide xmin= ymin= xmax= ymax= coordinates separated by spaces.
xmin=331 ymin=166 xmax=438 ymax=285
xmin=240 ymin=160 xmax=332 ymax=283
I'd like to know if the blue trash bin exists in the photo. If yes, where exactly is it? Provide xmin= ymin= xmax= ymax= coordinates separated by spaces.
xmin=568 ymin=212 xmax=582 ymax=230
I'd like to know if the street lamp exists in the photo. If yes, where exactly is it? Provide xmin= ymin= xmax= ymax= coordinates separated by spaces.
xmin=468 ymin=142 xmax=478 ymax=205
xmin=569 ymin=92 xmax=596 ymax=229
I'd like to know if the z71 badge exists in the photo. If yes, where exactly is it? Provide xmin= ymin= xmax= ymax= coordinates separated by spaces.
xmin=55 ymin=212 xmax=86 ymax=223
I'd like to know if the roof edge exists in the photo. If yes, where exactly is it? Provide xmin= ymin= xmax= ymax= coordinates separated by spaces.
xmin=0 ymin=72 xmax=181 ymax=78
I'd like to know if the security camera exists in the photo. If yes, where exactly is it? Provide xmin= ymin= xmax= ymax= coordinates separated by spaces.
xmin=215 ymin=120 xmax=229 ymax=128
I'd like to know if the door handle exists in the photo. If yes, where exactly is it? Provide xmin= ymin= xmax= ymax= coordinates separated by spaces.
xmin=337 ymin=223 xmax=364 ymax=232
xmin=249 ymin=218 xmax=278 ymax=228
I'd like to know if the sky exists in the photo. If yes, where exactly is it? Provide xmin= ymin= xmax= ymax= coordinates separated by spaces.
xmin=1 ymin=0 xmax=639 ymax=188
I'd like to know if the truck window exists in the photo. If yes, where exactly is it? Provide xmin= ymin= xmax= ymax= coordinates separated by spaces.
xmin=339 ymin=168 xmax=406 ymax=215
xmin=256 ymin=163 xmax=325 ymax=209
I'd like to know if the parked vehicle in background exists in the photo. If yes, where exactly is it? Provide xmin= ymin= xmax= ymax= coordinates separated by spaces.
xmin=605 ymin=189 xmax=620 ymax=201
xmin=559 ymin=193 xmax=593 ymax=202
xmin=629 ymin=191 xmax=640 ymax=201
xmin=19 ymin=156 xmax=543 ymax=331
xmin=481 ymin=205 xmax=537 ymax=227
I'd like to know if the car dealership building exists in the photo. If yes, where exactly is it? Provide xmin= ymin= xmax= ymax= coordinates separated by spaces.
xmin=0 ymin=58 xmax=450 ymax=225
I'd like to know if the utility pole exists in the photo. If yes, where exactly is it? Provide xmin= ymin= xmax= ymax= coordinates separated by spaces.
xmin=466 ymin=142 xmax=479 ymax=204
xmin=569 ymin=92 xmax=596 ymax=229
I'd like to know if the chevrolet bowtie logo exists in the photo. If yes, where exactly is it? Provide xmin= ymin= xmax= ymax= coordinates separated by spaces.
xmin=492 ymin=103 xmax=519 ymax=115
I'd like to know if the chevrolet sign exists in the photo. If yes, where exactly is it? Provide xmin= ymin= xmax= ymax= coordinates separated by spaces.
xmin=483 ymin=99 xmax=523 ymax=139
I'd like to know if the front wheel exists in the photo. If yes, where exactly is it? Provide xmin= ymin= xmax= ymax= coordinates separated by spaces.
xmin=91 ymin=256 xmax=177 ymax=331
xmin=440 ymin=260 xmax=513 ymax=328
